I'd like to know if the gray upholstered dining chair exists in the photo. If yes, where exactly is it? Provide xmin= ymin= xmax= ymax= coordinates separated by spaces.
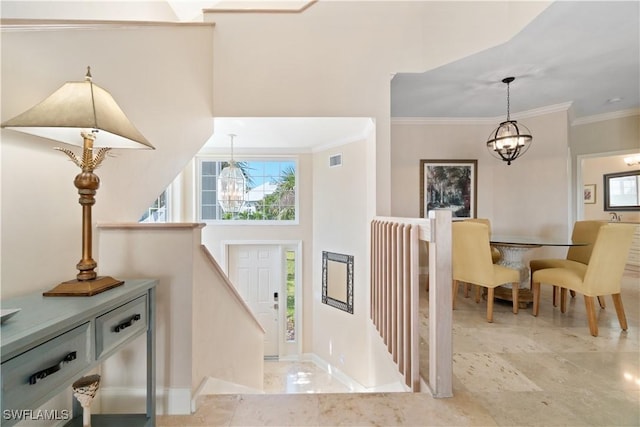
xmin=531 ymin=223 xmax=635 ymax=336
xmin=452 ymin=221 xmax=520 ymax=322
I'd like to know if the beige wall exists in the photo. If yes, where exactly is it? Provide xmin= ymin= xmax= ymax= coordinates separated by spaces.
xmin=1 ymin=0 xmax=553 ymax=395
xmin=1 ymin=24 xmax=215 ymax=297
xmin=311 ymin=135 xmax=400 ymax=388
xmin=582 ymin=154 xmax=640 ymax=223
xmin=0 ymin=1 xmax=550 ymax=298
xmin=571 ymin=113 xmax=640 ymax=221
xmin=312 ymin=138 xmax=370 ymax=383
xmin=98 ymin=226 xmax=197 ymax=414
xmin=205 ymin=0 xmax=550 ymax=217
xmin=391 ymin=108 xmax=572 ymax=262
xmin=97 ymin=225 xmax=265 ymax=414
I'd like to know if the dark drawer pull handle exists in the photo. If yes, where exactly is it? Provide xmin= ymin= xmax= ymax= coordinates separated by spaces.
xmin=29 ymin=351 xmax=77 ymax=385
xmin=114 ymin=314 xmax=141 ymax=333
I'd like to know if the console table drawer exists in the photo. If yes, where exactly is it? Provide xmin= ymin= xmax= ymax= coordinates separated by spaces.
xmin=96 ymin=295 xmax=147 ymax=359
xmin=1 ymin=322 xmax=91 ymax=412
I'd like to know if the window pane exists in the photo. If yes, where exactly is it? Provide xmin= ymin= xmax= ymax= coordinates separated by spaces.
xmin=140 ymin=188 xmax=169 ymax=223
xmin=202 ymin=205 xmax=216 ymax=220
xmin=202 ymin=161 xmax=216 ymax=175
xmin=286 ymin=250 xmax=295 ymax=342
xmin=198 ymin=158 xmax=297 ymax=222
xmin=202 ymin=176 xmax=216 ymax=191
xmin=202 ymin=191 xmax=217 ymax=205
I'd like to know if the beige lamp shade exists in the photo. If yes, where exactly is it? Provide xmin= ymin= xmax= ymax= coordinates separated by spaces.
xmin=0 ymin=67 xmax=153 ymax=297
xmin=1 ymin=68 xmax=154 ymax=149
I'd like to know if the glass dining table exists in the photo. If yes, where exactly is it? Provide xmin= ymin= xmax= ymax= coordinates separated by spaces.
xmin=489 ymin=235 xmax=587 ymax=308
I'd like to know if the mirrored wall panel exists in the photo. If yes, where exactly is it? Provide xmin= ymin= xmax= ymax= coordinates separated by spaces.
xmin=322 ymin=251 xmax=354 ymax=314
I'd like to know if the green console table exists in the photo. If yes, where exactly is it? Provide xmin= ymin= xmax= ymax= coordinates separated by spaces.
xmin=1 ymin=279 xmax=157 ymax=427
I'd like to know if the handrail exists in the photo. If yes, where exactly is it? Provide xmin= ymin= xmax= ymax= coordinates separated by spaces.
xmin=199 ymin=245 xmax=265 ymax=334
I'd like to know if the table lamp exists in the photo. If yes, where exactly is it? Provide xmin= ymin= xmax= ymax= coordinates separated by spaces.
xmin=1 ymin=67 xmax=154 ymax=296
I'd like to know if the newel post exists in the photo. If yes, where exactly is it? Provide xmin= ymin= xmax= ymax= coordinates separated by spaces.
xmin=427 ymin=209 xmax=453 ymax=397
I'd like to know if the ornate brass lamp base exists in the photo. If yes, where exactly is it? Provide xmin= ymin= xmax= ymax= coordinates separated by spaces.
xmin=43 ymin=276 xmax=124 ymax=297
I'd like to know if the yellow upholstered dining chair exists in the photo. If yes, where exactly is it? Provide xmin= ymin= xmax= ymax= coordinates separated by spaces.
xmin=465 ymin=218 xmax=501 ymax=263
xmin=452 ymin=221 xmax=520 ymax=322
xmin=531 ymin=223 xmax=635 ymax=337
xmin=530 ymin=220 xmax=605 ymax=307
xmin=462 ymin=218 xmax=501 ymax=299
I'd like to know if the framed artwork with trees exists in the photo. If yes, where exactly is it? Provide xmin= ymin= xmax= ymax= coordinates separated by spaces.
xmin=420 ymin=159 xmax=477 ymax=219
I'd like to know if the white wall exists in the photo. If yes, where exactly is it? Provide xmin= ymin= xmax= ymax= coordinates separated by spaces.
xmin=196 ymin=154 xmax=315 ymax=353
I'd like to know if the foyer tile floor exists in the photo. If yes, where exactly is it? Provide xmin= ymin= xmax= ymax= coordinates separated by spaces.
xmin=262 ymin=360 xmax=352 ymax=394
xmin=158 ymin=271 xmax=640 ymax=426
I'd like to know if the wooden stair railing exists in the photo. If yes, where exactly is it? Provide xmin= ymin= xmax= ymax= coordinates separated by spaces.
xmin=370 ymin=210 xmax=452 ymax=397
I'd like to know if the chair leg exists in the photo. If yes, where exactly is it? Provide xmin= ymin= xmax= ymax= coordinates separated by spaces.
xmin=552 ymin=286 xmax=559 ymax=307
xmin=584 ymin=296 xmax=598 ymax=337
xmin=597 ymin=296 xmax=606 ymax=309
xmin=611 ymin=293 xmax=628 ymax=331
xmin=560 ymin=288 xmax=568 ymax=313
xmin=486 ymin=287 xmax=494 ymax=323
xmin=570 ymin=290 xmax=576 ymax=298
xmin=464 ymin=282 xmax=470 ymax=298
xmin=475 ymin=285 xmax=482 ymax=303
xmin=452 ymin=280 xmax=459 ymax=309
xmin=532 ymin=281 xmax=540 ymax=316
xmin=511 ymin=283 xmax=519 ymax=314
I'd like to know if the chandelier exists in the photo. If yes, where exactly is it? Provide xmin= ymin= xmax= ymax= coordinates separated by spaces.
xmin=217 ymin=134 xmax=246 ymax=213
xmin=486 ymin=77 xmax=532 ymax=165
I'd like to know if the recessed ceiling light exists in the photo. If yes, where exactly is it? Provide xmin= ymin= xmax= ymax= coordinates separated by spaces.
xmin=607 ymin=97 xmax=623 ymax=103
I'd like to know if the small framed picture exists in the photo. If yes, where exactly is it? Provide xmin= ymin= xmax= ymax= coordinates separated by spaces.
xmin=583 ymin=184 xmax=596 ymax=204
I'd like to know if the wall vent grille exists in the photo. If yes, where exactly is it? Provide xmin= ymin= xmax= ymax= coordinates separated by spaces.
xmin=329 ymin=153 xmax=343 ymax=168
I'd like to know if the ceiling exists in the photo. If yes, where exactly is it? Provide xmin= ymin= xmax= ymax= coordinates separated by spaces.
xmin=166 ymin=0 xmax=315 ymax=21
xmin=209 ymin=1 xmax=639 ymax=151
xmin=391 ymin=1 xmax=640 ymax=120
xmin=4 ymin=1 xmax=637 ymax=151
xmin=204 ymin=117 xmax=374 ymax=153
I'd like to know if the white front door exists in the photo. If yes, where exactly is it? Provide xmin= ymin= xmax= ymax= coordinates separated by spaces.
xmin=229 ymin=245 xmax=281 ymax=358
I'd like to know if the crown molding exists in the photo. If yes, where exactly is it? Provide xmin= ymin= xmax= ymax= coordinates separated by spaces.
xmin=392 ymin=102 xmax=573 ymax=126
xmin=391 ymin=117 xmax=494 ymax=126
xmin=571 ymin=108 xmax=640 ymax=126
xmin=0 ymin=18 xmax=214 ymax=32
xmin=203 ymin=0 xmax=316 ymax=14
xmin=198 ymin=146 xmax=313 ymax=156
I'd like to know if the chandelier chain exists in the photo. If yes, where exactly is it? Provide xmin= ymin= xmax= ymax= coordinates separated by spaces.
xmin=506 ymin=81 xmax=511 ymax=122
xmin=229 ymin=133 xmax=236 ymax=162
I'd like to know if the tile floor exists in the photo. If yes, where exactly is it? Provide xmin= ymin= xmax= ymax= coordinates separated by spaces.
xmin=158 ymin=271 xmax=640 ymax=426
